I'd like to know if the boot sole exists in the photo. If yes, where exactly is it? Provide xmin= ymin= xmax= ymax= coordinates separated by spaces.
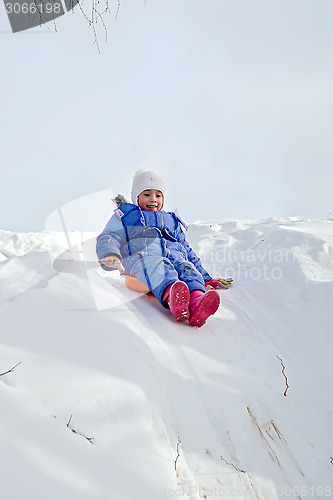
xmin=169 ymin=281 xmax=190 ymax=322
xmin=189 ymin=290 xmax=220 ymax=327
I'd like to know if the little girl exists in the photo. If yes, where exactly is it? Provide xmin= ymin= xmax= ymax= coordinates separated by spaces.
xmin=96 ymin=170 xmax=231 ymax=327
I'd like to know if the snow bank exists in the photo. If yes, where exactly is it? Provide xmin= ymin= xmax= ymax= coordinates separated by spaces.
xmin=0 ymin=217 xmax=332 ymax=500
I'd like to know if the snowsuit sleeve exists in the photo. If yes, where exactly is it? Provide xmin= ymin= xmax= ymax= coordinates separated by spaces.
xmin=174 ymin=219 xmax=212 ymax=282
xmin=96 ymin=213 xmax=126 ymax=269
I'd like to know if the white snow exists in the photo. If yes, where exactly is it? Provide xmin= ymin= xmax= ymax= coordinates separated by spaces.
xmin=1 ymin=217 xmax=333 ymax=500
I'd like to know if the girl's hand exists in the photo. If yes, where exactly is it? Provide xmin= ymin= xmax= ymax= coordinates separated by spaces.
xmin=98 ymin=256 xmax=125 ymax=274
xmin=205 ymin=278 xmax=233 ymax=290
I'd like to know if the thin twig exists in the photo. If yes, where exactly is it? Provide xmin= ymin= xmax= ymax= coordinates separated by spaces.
xmin=175 ymin=437 xmax=181 ymax=471
xmin=66 ymin=414 xmax=94 ymax=444
xmin=93 ymin=6 xmax=108 ymax=42
xmin=277 ymin=356 xmax=290 ymax=396
xmin=70 ymin=0 xmax=112 ymax=51
xmin=0 ymin=362 xmax=21 ymax=377
xmin=220 ymin=456 xmax=246 ymax=474
xmin=114 ymin=0 xmax=120 ymax=19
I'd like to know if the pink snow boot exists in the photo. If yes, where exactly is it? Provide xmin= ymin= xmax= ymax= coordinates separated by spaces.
xmin=163 ymin=281 xmax=190 ymax=322
xmin=189 ymin=289 xmax=220 ymax=327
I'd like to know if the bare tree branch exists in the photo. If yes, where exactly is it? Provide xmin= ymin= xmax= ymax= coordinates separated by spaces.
xmin=0 ymin=362 xmax=21 ymax=377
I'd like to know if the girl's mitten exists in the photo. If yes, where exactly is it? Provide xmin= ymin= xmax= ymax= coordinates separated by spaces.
xmin=98 ymin=255 xmax=125 ymax=274
xmin=205 ymin=278 xmax=233 ymax=290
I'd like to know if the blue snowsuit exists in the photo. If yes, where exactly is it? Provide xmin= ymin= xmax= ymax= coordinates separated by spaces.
xmin=96 ymin=203 xmax=212 ymax=307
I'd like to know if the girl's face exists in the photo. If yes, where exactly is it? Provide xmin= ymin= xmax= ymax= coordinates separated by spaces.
xmin=137 ymin=189 xmax=164 ymax=211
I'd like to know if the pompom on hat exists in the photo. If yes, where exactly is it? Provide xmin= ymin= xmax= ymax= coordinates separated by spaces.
xmin=131 ymin=169 xmax=166 ymax=205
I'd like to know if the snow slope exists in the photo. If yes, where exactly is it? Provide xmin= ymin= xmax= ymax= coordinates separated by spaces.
xmin=0 ymin=217 xmax=333 ymax=500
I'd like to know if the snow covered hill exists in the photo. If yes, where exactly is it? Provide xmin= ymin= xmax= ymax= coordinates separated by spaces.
xmin=1 ymin=217 xmax=333 ymax=500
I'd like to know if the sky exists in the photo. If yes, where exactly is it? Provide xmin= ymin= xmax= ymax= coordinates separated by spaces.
xmin=1 ymin=0 xmax=333 ymax=231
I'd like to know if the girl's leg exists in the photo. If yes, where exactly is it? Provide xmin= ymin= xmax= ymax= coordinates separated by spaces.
xmin=170 ymin=259 xmax=220 ymax=326
xmin=131 ymin=255 xmax=191 ymax=321
xmin=131 ymin=255 xmax=180 ymax=306
xmin=172 ymin=261 xmax=207 ymax=294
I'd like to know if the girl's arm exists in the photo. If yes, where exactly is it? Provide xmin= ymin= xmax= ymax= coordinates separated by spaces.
xmin=96 ymin=213 xmax=126 ymax=263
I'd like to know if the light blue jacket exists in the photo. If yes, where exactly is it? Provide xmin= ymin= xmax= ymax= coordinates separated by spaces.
xmin=96 ymin=203 xmax=211 ymax=304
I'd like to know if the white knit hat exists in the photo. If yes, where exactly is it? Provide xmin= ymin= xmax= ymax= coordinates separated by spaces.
xmin=131 ymin=170 xmax=166 ymax=205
